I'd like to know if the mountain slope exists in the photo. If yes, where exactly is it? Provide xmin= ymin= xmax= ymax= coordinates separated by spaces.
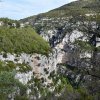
xmin=21 ymin=0 xmax=100 ymax=22
xmin=0 ymin=0 xmax=100 ymax=99
xmin=19 ymin=0 xmax=100 ymax=99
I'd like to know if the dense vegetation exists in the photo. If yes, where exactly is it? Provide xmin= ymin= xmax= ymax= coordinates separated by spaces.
xmin=0 ymin=27 xmax=51 ymax=55
xmin=0 ymin=61 xmax=28 ymax=100
xmin=44 ymin=0 xmax=100 ymax=17
xmin=0 ymin=18 xmax=18 ymax=23
xmin=0 ymin=18 xmax=20 ymax=28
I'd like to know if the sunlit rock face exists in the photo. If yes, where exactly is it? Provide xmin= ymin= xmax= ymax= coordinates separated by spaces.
xmin=0 ymin=19 xmax=98 ymax=85
xmin=39 ymin=23 xmax=91 ymax=65
xmin=0 ymin=49 xmax=62 ymax=84
xmin=15 ymin=71 xmax=33 ymax=85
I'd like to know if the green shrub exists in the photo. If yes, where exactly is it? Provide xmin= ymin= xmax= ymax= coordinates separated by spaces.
xmin=0 ymin=61 xmax=15 ymax=72
xmin=14 ymin=95 xmax=29 ymax=100
xmin=0 ymin=27 xmax=51 ymax=55
xmin=0 ymin=71 xmax=26 ymax=99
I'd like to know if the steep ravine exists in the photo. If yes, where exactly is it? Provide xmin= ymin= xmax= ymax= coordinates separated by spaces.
xmin=0 ymin=26 xmax=92 ymax=84
xmin=0 ymin=16 xmax=100 ymax=99
xmin=0 ymin=0 xmax=100 ymax=98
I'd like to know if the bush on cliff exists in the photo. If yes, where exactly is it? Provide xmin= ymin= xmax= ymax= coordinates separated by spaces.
xmin=0 ymin=27 xmax=51 ymax=55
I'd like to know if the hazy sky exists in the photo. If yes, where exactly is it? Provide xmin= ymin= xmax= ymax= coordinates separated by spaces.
xmin=0 ymin=0 xmax=77 ymax=20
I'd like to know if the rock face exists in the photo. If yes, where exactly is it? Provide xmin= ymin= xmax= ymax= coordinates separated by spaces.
xmin=24 ymin=15 xmax=100 ymax=98
xmin=0 ymin=46 xmax=64 ymax=84
xmin=0 ymin=26 xmax=91 ymax=85
xmin=0 ymin=16 xmax=100 ymax=99
xmin=1 ymin=15 xmax=98 ymax=87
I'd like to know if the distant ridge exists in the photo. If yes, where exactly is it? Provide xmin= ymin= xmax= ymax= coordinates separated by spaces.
xmin=21 ymin=0 xmax=100 ymax=22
